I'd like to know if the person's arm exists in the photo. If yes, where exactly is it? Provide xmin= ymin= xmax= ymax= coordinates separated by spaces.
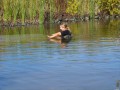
xmin=48 ymin=32 xmax=61 ymax=39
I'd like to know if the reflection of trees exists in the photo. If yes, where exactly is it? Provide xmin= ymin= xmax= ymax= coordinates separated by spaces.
xmin=0 ymin=20 xmax=119 ymax=41
xmin=70 ymin=20 xmax=120 ymax=42
xmin=0 ymin=20 xmax=120 ymax=56
xmin=0 ymin=26 xmax=47 ymax=51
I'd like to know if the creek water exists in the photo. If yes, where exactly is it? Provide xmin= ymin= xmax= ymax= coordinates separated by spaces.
xmin=0 ymin=20 xmax=120 ymax=90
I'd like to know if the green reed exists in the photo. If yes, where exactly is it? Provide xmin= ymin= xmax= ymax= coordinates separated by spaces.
xmin=0 ymin=0 xmax=120 ymax=25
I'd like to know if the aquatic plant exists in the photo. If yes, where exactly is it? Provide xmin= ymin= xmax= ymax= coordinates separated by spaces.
xmin=96 ymin=0 xmax=120 ymax=15
xmin=0 ymin=0 xmax=120 ymax=26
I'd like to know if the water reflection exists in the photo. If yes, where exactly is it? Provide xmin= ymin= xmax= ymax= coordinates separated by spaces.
xmin=0 ymin=20 xmax=120 ymax=90
xmin=48 ymin=38 xmax=72 ymax=48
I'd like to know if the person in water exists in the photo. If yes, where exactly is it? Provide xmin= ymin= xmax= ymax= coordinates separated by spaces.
xmin=48 ymin=23 xmax=72 ymax=40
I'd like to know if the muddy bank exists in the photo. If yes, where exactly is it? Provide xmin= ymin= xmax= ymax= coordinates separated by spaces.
xmin=0 ymin=14 xmax=120 ymax=27
xmin=54 ymin=14 xmax=120 ymax=23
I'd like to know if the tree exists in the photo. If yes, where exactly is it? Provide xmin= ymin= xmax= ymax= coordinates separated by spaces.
xmin=97 ymin=0 xmax=120 ymax=15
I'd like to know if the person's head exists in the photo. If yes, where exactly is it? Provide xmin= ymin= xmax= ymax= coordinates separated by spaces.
xmin=60 ymin=23 xmax=69 ymax=31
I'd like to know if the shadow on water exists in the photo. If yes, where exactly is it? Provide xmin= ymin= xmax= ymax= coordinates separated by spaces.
xmin=116 ymin=80 xmax=120 ymax=90
xmin=0 ymin=20 xmax=120 ymax=90
xmin=48 ymin=38 xmax=72 ymax=48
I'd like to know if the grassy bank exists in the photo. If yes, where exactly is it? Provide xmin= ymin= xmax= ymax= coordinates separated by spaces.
xmin=0 ymin=0 xmax=120 ymax=26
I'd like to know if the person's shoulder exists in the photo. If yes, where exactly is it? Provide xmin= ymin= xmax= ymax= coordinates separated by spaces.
xmin=66 ymin=29 xmax=70 ymax=31
xmin=66 ymin=29 xmax=71 ymax=33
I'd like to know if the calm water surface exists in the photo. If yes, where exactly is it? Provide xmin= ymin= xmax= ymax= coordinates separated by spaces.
xmin=0 ymin=20 xmax=120 ymax=90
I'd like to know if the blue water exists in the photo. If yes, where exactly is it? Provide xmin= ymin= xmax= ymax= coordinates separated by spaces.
xmin=0 ymin=21 xmax=120 ymax=90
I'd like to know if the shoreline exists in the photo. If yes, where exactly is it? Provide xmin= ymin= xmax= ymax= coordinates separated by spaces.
xmin=0 ymin=14 xmax=120 ymax=27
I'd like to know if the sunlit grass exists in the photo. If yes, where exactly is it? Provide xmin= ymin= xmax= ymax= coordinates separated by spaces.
xmin=0 ymin=0 xmax=119 ymax=25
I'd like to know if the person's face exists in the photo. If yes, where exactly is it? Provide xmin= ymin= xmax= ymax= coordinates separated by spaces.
xmin=60 ymin=25 xmax=65 ymax=30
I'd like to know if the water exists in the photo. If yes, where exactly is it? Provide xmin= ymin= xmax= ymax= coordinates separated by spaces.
xmin=0 ymin=20 xmax=120 ymax=90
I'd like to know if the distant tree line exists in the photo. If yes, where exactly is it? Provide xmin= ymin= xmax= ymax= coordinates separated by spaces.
xmin=0 ymin=0 xmax=120 ymax=26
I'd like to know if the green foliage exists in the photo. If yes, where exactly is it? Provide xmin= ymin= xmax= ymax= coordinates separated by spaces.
xmin=66 ymin=0 xmax=80 ymax=15
xmin=97 ymin=0 xmax=120 ymax=15
xmin=89 ymin=0 xmax=95 ymax=18
xmin=2 ymin=0 xmax=46 ymax=24
xmin=0 ymin=0 xmax=120 ymax=25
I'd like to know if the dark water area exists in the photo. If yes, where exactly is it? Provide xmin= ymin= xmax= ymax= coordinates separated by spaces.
xmin=0 ymin=20 xmax=120 ymax=90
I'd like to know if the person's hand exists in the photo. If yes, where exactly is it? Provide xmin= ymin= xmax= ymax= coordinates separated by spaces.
xmin=47 ymin=35 xmax=51 ymax=38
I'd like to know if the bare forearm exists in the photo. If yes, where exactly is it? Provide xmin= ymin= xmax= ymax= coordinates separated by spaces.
xmin=49 ymin=34 xmax=57 ymax=38
xmin=48 ymin=32 xmax=61 ymax=39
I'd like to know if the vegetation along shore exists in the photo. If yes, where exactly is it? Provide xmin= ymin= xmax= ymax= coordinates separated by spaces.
xmin=0 ymin=0 xmax=120 ymax=26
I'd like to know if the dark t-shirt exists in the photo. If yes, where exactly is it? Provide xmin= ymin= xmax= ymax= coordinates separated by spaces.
xmin=61 ymin=30 xmax=71 ymax=37
xmin=60 ymin=30 xmax=72 ymax=40
xmin=60 ymin=30 xmax=72 ymax=43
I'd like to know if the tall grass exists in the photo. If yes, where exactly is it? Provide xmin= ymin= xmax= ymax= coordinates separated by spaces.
xmin=1 ymin=0 xmax=45 ymax=25
xmin=0 ymin=0 xmax=120 ymax=25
